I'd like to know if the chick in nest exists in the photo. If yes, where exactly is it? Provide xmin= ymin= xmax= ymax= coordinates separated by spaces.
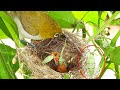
xmin=32 ymin=32 xmax=83 ymax=73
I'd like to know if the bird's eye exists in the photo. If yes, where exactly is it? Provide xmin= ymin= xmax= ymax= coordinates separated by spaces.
xmin=54 ymin=33 xmax=60 ymax=37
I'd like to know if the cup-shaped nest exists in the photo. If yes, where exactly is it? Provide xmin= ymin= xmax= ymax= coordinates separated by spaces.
xmin=17 ymin=30 xmax=86 ymax=79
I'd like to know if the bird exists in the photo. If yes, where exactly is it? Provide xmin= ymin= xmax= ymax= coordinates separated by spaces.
xmin=57 ymin=62 xmax=67 ymax=73
xmin=52 ymin=52 xmax=67 ymax=73
xmin=7 ymin=11 xmax=62 ymax=41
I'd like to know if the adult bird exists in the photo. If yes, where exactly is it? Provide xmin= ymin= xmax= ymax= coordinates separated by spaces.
xmin=8 ymin=11 xmax=62 ymax=41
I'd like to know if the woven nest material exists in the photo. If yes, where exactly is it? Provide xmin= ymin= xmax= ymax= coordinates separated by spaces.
xmin=17 ymin=30 xmax=87 ymax=79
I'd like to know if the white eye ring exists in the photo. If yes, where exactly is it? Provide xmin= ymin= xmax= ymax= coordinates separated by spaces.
xmin=54 ymin=33 xmax=60 ymax=37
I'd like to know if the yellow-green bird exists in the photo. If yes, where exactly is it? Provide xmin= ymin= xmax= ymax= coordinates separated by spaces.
xmin=8 ymin=11 xmax=62 ymax=40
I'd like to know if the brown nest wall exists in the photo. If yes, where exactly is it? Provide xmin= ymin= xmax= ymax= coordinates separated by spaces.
xmin=17 ymin=30 xmax=86 ymax=79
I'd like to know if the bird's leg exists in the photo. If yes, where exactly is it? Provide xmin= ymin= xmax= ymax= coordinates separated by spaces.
xmin=20 ymin=39 xmax=36 ymax=48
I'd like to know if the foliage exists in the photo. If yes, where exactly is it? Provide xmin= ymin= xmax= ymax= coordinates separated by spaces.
xmin=0 ymin=43 xmax=18 ymax=79
xmin=0 ymin=11 xmax=120 ymax=79
xmin=110 ymin=46 xmax=120 ymax=65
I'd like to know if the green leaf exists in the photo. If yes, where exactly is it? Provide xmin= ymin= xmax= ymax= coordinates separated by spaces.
xmin=48 ymin=11 xmax=77 ymax=28
xmin=110 ymin=30 xmax=120 ymax=47
xmin=110 ymin=19 xmax=120 ymax=25
xmin=42 ymin=55 xmax=54 ymax=64
xmin=0 ymin=44 xmax=18 ymax=79
xmin=72 ymin=11 xmax=88 ymax=20
xmin=99 ymin=46 xmax=114 ymax=70
xmin=0 ymin=17 xmax=13 ymax=39
xmin=103 ymin=46 xmax=115 ymax=56
xmin=114 ymin=64 xmax=120 ymax=79
xmin=72 ymin=11 xmax=107 ymax=26
xmin=63 ymin=73 xmax=70 ymax=79
xmin=72 ymin=11 xmax=107 ymax=37
xmin=83 ymin=11 xmax=98 ymax=25
xmin=95 ymin=36 xmax=103 ymax=47
xmin=0 ymin=28 xmax=8 ymax=39
xmin=107 ymin=63 xmax=115 ymax=71
xmin=0 ymin=11 xmax=18 ymax=36
xmin=2 ymin=18 xmax=19 ymax=43
xmin=0 ymin=11 xmax=23 ymax=47
xmin=99 ymin=11 xmax=108 ymax=26
xmin=2 ymin=18 xmax=23 ymax=47
xmin=110 ymin=46 xmax=120 ymax=65
xmin=87 ymin=11 xmax=120 ymax=43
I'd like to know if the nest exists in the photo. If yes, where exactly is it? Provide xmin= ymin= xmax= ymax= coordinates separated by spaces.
xmin=16 ymin=30 xmax=87 ymax=79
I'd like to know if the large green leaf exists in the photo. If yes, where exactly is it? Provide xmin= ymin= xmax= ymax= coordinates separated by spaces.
xmin=100 ymin=30 xmax=120 ymax=68
xmin=72 ymin=11 xmax=107 ymax=26
xmin=72 ymin=11 xmax=107 ymax=37
xmin=72 ymin=11 xmax=88 ymax=20
xmin=0 ymin=11 xmax=23 ymax=47
xmin=0 ymin=17 xmax=13 ymax=39
xmin=0 ymin=44 xmax=18 ymax=79
xmin=2 ymin=18 xmax=19 ymax=43
xmin=110 ymin=46 xmax=120 ymax=65
xmin=48 ymin=11 xmax=77 ymax=28
xmin=2 ymin=18 xmax=23 ymax=47
xmin=0 ymin=11 xmax=18 ymax=36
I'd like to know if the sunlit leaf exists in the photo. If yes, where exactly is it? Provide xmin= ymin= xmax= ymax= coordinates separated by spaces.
xmin=48 ymin=11 xmax=77 ymax=28
xmin=72 ymin=11 xmax=107 ymax=26
xmin=72 ymin=11 xmax=88 ymax=20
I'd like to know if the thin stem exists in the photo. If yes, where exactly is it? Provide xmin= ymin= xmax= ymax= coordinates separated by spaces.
xmin=60 ymin=39 xmax=66 ymax=57
xmin=98 ymin=11 xmax=102 ymax=28
xmin=114 ymin=64 xmax=119 ymax=79
xmin=99 ymin=61 xmax=111 ymax=78
xmin=86 ymin=30 xmax=102 ymax=56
